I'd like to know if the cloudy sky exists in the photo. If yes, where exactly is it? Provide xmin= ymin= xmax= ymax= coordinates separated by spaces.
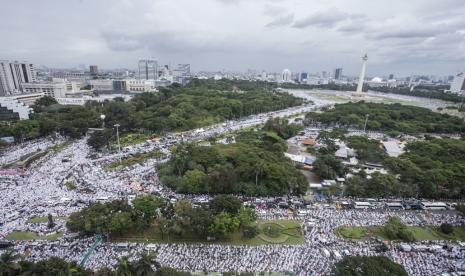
xmin=1 ymin=0 xmax=465 ymax=76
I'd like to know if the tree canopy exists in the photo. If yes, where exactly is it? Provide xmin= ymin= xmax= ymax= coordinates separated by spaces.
xmin=158 ymin=130 xmax=307 ymax=196
xmin=1 ymin=79 xmax=303 ymax=142
xmin=332 ymin=256 xmax=408 ymax=276
xmin=385 ymin=138 xmax=465 ymax=198
xmin=305 ymin=102 xmax=465 ymax=134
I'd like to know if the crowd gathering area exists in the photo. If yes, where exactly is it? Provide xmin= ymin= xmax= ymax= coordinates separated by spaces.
xmin=2 ymin=97 xmax=465 ymax=275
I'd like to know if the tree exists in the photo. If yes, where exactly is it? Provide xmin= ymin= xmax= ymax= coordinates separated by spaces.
xmin=47 ymin=213 xmax=55 ymax=229
xmin=440 ymin=223 xmax=454 ymax=235
xmin=174 ymin=200 xmax=193 ymax=219
xmin=210 ymin=195 xmax=242 ymax=215
xmin=332 ymin=256 xmax=407 ymax=276
xmin=154 ymin=216 xmax=170 ymax=240
xmin=383 ymin=216 xmax=415 ymax=242
xmin=263 ymin=118 xmax=302 ymax=139
xmin=95 ymin=267 xmax=116 ymax=276
xmin=12 ymin=120 xmax=40 ymax=140
xmin=188 ymin=207 xmax=213 ymax=237
xmin=116 ymin=256 xmax=134 ymax=276
xmin=133 ymin=253 xmax=156 ymax=276
xmin=237 ymin=207 xmax=257 ymax=228
xmin=0 ymin=252 xmax=20 ymax=275
xmin=313 ymin=154 xmax=344 ymax=179
xmin=87 ymin=129 xmax=113 ymax=150
xmin=132 ymin=195 xmax=166 ymax=229
xmin=155 ymin=267 xmax=190 ymax=276
xmin=209 ymin=212 xmax=240 ymax=238
xmin=108 ymin=212 xmax=133 ymax=234
xmin=183 ymin=169 xmax=205 ymax=193
xmin=32 ymin=96 xmax=58 ymax=113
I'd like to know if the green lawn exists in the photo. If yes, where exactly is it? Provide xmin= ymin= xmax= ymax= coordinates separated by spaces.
xmin=104 ymin=150 xmax=165 ymax=171
xmin=26 ymin=216 xmax=68 ymax=224
xmin=26 ymin=217 xmax=49 ymax=224
xmin=5 ymin=231 xmax=63 ymax=241
xmin=335 ymin=226 xmax=367 ymax=239
xmin=117 ymin=133 xmax=150 ymax=147
xmin=51 ymin=141 xmax=72 ymax=153
xmin=336 ymin=226 xmax=465 ymax=241
xmin=112 ymin=220 xmax=304 ymax=246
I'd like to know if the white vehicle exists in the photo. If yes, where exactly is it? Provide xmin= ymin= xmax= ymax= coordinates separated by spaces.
xmin=354 ymin=201 xmax=371 ymax=209
xmin=96 ymin=196 xmax=109 ymax=201
xmin=321 ymin=248 xmax=331 ymax=258
xmin=421 ymin=201 xmax=448 ymax=210
xmin=333 ymin=250 xmax=342 ymax=259
xmin=386 ymin=202 xmax=404 ymax=210
xmin=297 ymin=209 xmax=309 ymax=216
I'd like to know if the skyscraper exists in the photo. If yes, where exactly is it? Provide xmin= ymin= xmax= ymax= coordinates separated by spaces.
xmin=451 ymin=72 xmax=465 ymax=93
xmin=176 ymin=64 xmax=190 ymax=77
xmin=0 ymin=60 xmax=36 ymax=96
xmin=281 ymin=69 xmax=292 ymax=83
xmin=334 ymin=68 xmax=343 ymax=80
xmin=138 ymin=58 xmax=158 ymax=80
xmin=388 ymin=74 xmax=394 ymax=80
xmin=300 ymin=72 xmax=308 ymax=83
xmin=356 ymin=53 xmax=368 ymax=93
xmin=89 ymin=65 xmax=98 ymax=77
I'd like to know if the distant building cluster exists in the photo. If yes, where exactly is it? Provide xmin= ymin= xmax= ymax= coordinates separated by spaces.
xmin=1 ymin=54 xmax=464 ymax=121
xmin=0 ymin=57 xmax=191 ymax=120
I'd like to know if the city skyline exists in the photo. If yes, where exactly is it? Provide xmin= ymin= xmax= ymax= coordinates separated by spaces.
xmin=0 ymin=0 xmax=464 ymax=75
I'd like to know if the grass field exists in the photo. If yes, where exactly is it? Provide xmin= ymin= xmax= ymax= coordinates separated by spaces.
xmin=51 ymin=141 xmax=72 ymax=153
xmin=336 ymin=225 xmax=465 ymax=241
xmin=5 ymin=231 xmax=63 ymax=241
xmin=103 ymin=150 xmax=165 ymax=171
xmin=335 ymin=226 xmax=367 ymax=239
xmin=26 ymin=216 xmax=68 ymax=224
xmin=117 ymin=133 xmax=150 ymax=147
xmin=112 ymin=220 xmax=304 ymax=246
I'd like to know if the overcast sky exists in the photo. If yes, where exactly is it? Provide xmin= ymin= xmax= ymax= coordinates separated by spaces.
xmin=1 ymin=0 xmax=465 ymax=76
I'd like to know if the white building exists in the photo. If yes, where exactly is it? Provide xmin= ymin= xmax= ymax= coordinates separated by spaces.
xmin=52 ymin=71 xmax=86 ymax=84
xmin=56 ymin=94 xmax=132 ymax=106
xmin=281 ymin=69 xmax=292 ymax=83
xmin=138 ymin=58 xmax=158 ymax=80
xmin=382 ymin=141 xmax=404 ymax=157
xmin=22 ymin=79 xmax=80 ymax=98
xmin=90 ymin=79 xmax=113 ymax=91
xmin=126 ymin=79 xmax=157 ymax=93
xmin=0 ymin=60 xmax=36 ymax=96
xmin=0 ymin=97 xmax=33 ymax=120
xmin=450 ymin=72 xmax=465 ymax=94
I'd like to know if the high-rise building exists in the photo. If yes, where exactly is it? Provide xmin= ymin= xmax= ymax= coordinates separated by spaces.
xmin=89 ymin=65 xmax=98 ymax=77
xmin=281 ymin=69 xmax=292 ymax=83
xmin=356 ymin=53 xmax=368 ymax=93
xmin=0 ymin=60 xmax=36 ymax=96
xmin=173 ymin=64 xmax=190 ymax=78
xmin=300 ymin=72 xmax=308 ymax=83
xmin=177 ymin=64 xmax=190 ymax=76
xmin=389 ymin=74 xmax=394 ymax=80
xmin=450 ymin=72 xmax=465 ymax=93
xmin=138 ymin=58 xmax=158 ymax=80
xmin=334 ymin=68 xmax=343 ymax=80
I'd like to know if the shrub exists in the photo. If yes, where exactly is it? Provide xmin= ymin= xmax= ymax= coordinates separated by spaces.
xmin=440 ymin=223 xmax=454 ymax=235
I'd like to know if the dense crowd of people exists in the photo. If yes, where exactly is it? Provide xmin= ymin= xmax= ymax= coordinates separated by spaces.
xmin=1 ymin=103 xmax=465 ymax=275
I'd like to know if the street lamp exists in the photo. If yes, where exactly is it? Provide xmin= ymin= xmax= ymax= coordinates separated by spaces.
xmin=363 ymin=114 xmax=370 ymax=133
xmin=114 ymin=124 xmax=122 ymax=163
xmin=100 ymin=114 xmax=106 ymax=128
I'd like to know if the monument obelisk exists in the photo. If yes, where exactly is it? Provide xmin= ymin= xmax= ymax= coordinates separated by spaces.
xmin=353 ymin=53 xmax=368 ymax=97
